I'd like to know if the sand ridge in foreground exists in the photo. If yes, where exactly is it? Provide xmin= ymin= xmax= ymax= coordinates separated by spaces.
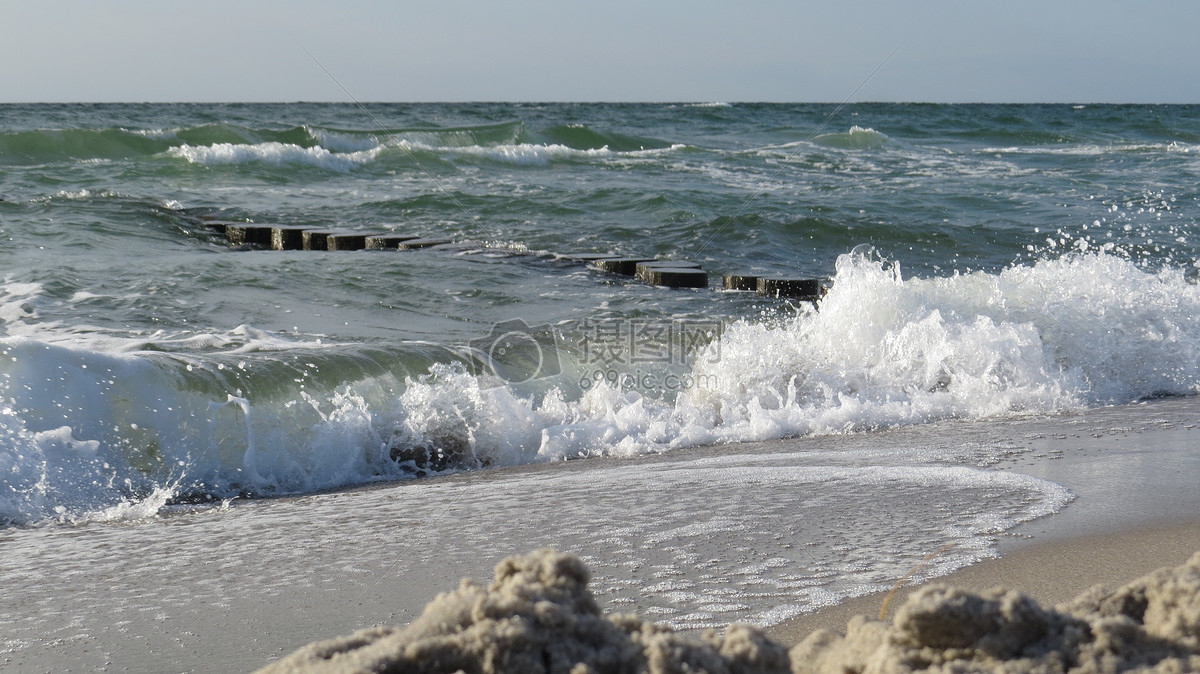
xmin=257 ymin=548 xmax=1200 ymax=674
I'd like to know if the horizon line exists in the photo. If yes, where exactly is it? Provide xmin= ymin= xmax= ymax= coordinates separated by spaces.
xmin=1 ymin=100 xmax=1197 ymax=106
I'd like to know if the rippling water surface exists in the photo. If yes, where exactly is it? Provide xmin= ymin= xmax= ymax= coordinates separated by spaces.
xmin=1 ymin=102 xmax=1198 ymax=525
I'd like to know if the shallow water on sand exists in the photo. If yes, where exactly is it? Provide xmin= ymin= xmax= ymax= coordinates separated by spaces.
xmin=3 ymin=396 xmax=1197 ymax=672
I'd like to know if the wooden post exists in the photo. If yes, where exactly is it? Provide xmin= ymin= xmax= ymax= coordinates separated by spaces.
xmin=641 ymin=268 xmax=708 ymax=288
xmin=270 ymin=225 xmax=313 ymax=250
xmin=722 ymin=274 xmax=759 ymax=291
xmin=397 ymin=237 xmax=453 ymax=250
xmin=756 ymin=278 xmax=822 ymax=300
xmin=634 ymin=260 xmax=701 ymax=282
xmin=225 ymin=224 xmax=274 ymax=247
xmin=365 ymin=234 xmax=421 ymax=250
xmin=592 ymin=257 xmax=655 ymax=275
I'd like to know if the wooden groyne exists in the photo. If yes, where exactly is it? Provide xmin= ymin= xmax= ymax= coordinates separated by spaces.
xmin=198 ymin=218 xmax=826 ymax=301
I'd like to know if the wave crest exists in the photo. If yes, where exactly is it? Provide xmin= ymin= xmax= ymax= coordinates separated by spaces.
xmin=167 ymin=141 xmax=381 ymax=171
xmin=4 ymin=246 xmax=1197 ymax=525
xmin=811 ymin=126 xmax=891 ymax=150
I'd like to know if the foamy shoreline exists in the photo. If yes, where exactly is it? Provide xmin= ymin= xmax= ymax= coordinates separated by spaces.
xmin=257 ymin=541 xmax=1200 ymax=673
xmin=2 ymin=396 xmax=1198 ymax=673
xmin=764 ymin=395 xmax=1200 ymax=645
xmin=766 ymin=392 xmax=1200 ymax=647
xmin=257 ymin=394 xmax=1200 ymax=671
xmin=765 ymin=519 xmax=1200 ymax=647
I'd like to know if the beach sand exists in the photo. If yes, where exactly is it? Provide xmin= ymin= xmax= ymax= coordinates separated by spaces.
xmin=256 ymin=524 xmax=1200 ymax=673
xmin=253 ymin=396 xmax=1200 ymax=673
xmin=3 ymin=397 xmax=1198 ymax=673
xmin=764 ymin=519 xmax=1200 ymax=646
xmin=767 ymin=394 xmax=1200 ymax=644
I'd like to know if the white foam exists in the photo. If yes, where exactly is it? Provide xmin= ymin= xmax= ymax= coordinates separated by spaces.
xmin=162 ymin=132 xmax=684 ymax=171
xmin=0 ymin=280 xmax=43 ymax=325
xmin=1 ymin=248 xmax=1197 ymax=525
xmin=392 ymin=138 xmax=686 ymax=166
xmin=979 ymin=142 xmax=1198 ymax=156
xmin=129 ymin=127 xmax=179 ymax=140
xmin=305 ymin=126 xmax=382 ymax=153
xmin=387 ymin=247 xmax=1200 ymax=467
xmin=166 ymin=142 xmax=380 ymax=171
xmin=811 ymin=126 xmax=891 ymax=150
xmin=334 ymin=454 xmax=1074 ymax=630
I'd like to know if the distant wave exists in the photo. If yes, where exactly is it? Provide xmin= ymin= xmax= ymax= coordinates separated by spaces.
xmin=539 ymin=123 xmax=677 ymax=152
xmin=978 ymin=141 xmax=1199 ymax=156
xmin=433 ymin=141 xmax=687 ymax=166
xmin=810 ymin=125 xmax=891 ymax=150
xmin=0 ymin=120 xmax=525 ymax=166
xmin=0 ymin=128 xmax=168 ymax=164
xmin=166 ymin=137 xmax=686 ymax=170
xmin=167 ymin=142 xmax=381 ymax=171
xmin=0 ymin=118 xmax=686 ymax=171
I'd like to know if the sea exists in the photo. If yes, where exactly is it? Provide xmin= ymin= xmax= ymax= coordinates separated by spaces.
xmin=2 ymin=102 xmax=1199 ymax=665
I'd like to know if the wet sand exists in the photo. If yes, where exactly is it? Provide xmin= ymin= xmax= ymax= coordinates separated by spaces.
xmin=765 ymin=519 xmax=1200 ymax=645
xmin=2 ymin=397 xmax=1198 ymax=673
xmin=767 ymin=396 xmax=1200 ymax=643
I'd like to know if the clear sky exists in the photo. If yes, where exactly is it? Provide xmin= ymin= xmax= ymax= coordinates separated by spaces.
xmin=3 ymin=0 xmax=1198 ymax=103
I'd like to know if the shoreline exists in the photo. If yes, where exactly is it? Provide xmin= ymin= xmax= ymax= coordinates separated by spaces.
xmin=764 ymin=519 xmax=1200 ymax=645
xmin=3 ymin=397 xmax=1198 ymax=673
xmin=763 ymin=396 xmax=1200 ymax=644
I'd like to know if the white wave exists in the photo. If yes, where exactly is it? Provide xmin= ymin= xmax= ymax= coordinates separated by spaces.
xmin=2 ymin=248 xmax=1197 ymax=525
xmin=0 ymin=279 xmax=43 ymax=325
xmin=165 ymin=137 xmax=681 ymax=170
xmin=306 ymin=126 xmax=382 ymax=153
xmin=811 ymin=125 xmax=891 ymax=150
xmin=167 ymin=142 xmax=380 ymax=171
xmin=384 ymin=247 xmax=1200 ymax=466
xmin=129 ymin=127 xmax=179 ymax=140
xmin=683 ymin=248 xmax=1200 ymax=441
xmin=978 ymin=141 xmax=1197 ymax=156
xmin=394 ymin=138 xmax=686 ymax=166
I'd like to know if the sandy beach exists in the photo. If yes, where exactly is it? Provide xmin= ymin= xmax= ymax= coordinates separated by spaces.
xmin=2 ymin=396 xmax=1198 ymax=673
xmin=768 ymin=395 xmax=1200 ymax=645
xmin=257 ymin=394 xmax=1200 ymax=672
xmin=765 ymin=519 xmax=1200 ymax=646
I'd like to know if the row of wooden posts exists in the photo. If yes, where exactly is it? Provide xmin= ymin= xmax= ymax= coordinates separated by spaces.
xmin=200 ymin=219 xmax=825 ymax=301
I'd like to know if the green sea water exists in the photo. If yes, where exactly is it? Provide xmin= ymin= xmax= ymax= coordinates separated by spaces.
xmin=2 ymin=102 xmax=1200 ymax=669
xmin=1 ymin=102 xmax=1199 ymax=521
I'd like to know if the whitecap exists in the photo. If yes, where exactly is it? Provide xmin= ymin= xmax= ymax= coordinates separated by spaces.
xmin=166 ymin=142 xmax=379 ymax=171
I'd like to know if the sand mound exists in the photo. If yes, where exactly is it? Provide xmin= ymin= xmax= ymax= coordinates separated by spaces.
xmin=257 ymin=549 xmax=1200 ymax=674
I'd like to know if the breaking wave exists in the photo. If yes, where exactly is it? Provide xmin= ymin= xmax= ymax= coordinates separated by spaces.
xmin=2 ymin=246 xmax=1197 ymax=526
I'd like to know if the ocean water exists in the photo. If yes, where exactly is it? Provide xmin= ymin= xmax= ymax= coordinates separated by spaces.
xmin=2 ymin=103 xmax=1200 ymax=646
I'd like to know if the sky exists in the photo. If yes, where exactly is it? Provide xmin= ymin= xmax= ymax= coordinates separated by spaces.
xmin=2 ymin=0 xmax=1199 ymax=103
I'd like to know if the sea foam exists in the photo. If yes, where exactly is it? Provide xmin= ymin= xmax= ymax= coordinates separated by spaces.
xmin=167 ymin=142 xmax=380 ymax=171
xmin=1 ymin=247 xmax=1197 ymax=525
xmin=164 ymin=136 xmax=684 ymax=171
